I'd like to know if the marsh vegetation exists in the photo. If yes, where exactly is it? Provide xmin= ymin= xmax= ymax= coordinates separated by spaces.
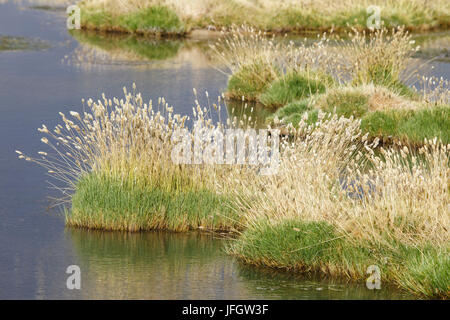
xmin=17 ymin=86 xmax=449 ymax=298
xmin=214 ymin=26 xmax=450 ymax=145
xmin=13 ymin=2 xmax=450 ymax=300
xmin=77 ymin=0 xmax=450 ymax=35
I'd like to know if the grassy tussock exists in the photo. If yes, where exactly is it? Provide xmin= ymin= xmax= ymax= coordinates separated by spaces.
xmin=344 ymin=28 xmax=417 ymax=88
xmin=258 ymin=71 xmax=333 ymax=109
xmin=18 ymin=86 xmax=255 ymax=231
xmin=225 ymin=113 xmax=449 ymax=298
xmin=218 ymin=27 xmax=449 ymax=144
xmin=78 ymin=0 xmax=450 ymax=34
xmin=228 ymin=219 xmax=449 ymax=299
xmin=226 ymin=60 xmax=278 ymax=101
xmin=217 ymin=26 xmax=418 ymax=104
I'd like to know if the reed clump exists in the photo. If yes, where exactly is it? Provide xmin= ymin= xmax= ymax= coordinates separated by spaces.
xmin=225 ymin=112 xmax=449 ymax=298
xmin=343 ymin=28 xmax=417 ymax=88
xmin=16 ymin=86 xmax=260 ymax=231
xmin=212 ymin=26 xmax=340 ymax=105
xmin=216 ymin=26 xmax=417 ymax=104
xmin=217 ymin=26 xmax=449 ymax=145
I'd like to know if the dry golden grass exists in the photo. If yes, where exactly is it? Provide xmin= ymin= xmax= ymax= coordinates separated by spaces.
xmin=79 ymin=0 xmax=450 ymax=31
xmin=214 ymin=26 xmax=419 ymax=91
xmin=17 ymin=86 xmax=231 ymax=200
xmin=340 ymin=27 xmax=419 ymax=86
xmin=212 ymin=25 xmax=342 ymax=81
xmin=227 ymin=112 xmax=449 ymax=248
xmin=314 ymin=85 xmax=422 ymax=112
xmin=17 ymin=86 xmax=449 ymax=297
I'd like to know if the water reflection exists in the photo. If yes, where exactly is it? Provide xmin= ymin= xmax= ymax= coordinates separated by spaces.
xmin=69 ymin=230 xmax=250 ymax=299
xmin=68 ymin=230 xmax=413 ymax=299
xmin=0 ymin=0 xmax=448 ymax=299
xmin=237 ymin=264 xmax=414 ymax=300
xmin=412 ymin=32 xmax=450 ymax=62
xmin=67 ymin=30 xmax=217 ymax=70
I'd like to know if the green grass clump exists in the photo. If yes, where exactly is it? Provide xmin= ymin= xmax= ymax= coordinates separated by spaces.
xmin=274 ymin=100 xmax=312 ymax=119
xmin=267 ymin=83 xmax=449 ymax=145
xmin=319 ymin=90 xmax=369 ymax=118
xmin=118 ymin=6 xmax=183 ymax=33
xmin=80 ymin=9 xmax=113 ymax=29
xmin=227 ymin=61 xmax=278 ymax=101
xmin=361 ymin=106 xmax=450 ymax=144
xmin=392 ymin=244 xmax=450 ymax=298
xmin=81 ymin=6 xmax=184 ymax=35
xmin=258 ymin=72 xmax=332 ymax=109
xmin=227 ymin=219 xmax=372 ymax=276
xmin=267 ymin=99 xmax=316 ymax=126
xmin=228 ymin=218 xmax=450 ymax=298
xmin=68 ymin=173 xmax=239 ymax=232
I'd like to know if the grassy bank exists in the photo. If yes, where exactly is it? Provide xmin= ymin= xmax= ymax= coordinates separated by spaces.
xmin=77 ymin=0 xmax=450 ymax=36
xmin=216 ymin=26 xmax=450 ymax=144
xmin=228 ymin=219 xmax=449 ymax=299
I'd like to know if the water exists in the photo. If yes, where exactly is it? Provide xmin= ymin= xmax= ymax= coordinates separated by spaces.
xmin=0 ymin=1 xmax=447 ymax=299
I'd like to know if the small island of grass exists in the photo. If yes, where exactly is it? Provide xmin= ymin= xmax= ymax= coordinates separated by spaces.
xmin=76 ymin=0 xmax=450 ymax=36
xmin=215 ymin=26 xmax=449 ymax=145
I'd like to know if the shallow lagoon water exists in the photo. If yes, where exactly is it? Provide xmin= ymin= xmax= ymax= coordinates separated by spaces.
xmin=0 ymin=1 xmax=447 ymax=299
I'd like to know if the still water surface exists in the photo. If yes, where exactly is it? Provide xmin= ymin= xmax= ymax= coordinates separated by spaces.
xmin=1 ymin=1 xmax=447 ymax=299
